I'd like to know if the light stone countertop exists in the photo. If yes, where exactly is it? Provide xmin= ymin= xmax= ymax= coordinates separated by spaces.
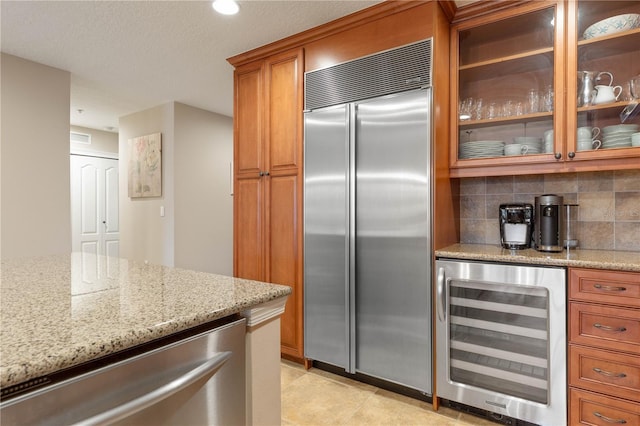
xmin=436 ymin=244 xmax=640 ymax=272
xmin=0 ymin=254 xmax=291 ymax=390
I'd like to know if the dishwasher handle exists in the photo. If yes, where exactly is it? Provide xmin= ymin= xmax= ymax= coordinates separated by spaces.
xmin=436 ymin=267 xmax=446 ymax=323
xmin=74 ymin=351 xmax=232 ymax=426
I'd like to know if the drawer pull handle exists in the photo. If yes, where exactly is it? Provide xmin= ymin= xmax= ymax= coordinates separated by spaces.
xmin=593 ymin=367 xmax=627 ymax=378
xmin=594 ymin=284 xmax=627 ymax=292
xmin=594 ymin=412 xmax=627 ymax=424
xmin=593 ymin=323 xmax=627 ymax=333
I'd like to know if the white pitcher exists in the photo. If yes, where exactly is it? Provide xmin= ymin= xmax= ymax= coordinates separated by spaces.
xmin=594 ymin=84 xmax=622 ymax=104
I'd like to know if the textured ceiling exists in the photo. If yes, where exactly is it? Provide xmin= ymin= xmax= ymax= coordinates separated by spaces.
xmin=2 ymin=1 xmax=477 ymax=133
xmin=1 ymin=0 xmax=382 ymax=132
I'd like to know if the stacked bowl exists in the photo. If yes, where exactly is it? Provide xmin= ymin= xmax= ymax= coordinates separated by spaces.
xmin=459 ymin=140 xmax=505 ymax=159
xmin=602 ymin=124 xmax=639 ymax=149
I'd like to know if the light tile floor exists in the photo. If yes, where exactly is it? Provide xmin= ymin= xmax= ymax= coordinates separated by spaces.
xmin=281 ymin=360 xmax=500 ymax=426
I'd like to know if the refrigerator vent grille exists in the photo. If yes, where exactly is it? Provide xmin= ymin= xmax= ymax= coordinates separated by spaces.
xmin=304 ymin=39 xmax=432 ymax=110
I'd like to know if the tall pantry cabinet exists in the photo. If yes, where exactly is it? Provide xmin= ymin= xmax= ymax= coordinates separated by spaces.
xmin=232 ymin=48 xmax=304 ymax=361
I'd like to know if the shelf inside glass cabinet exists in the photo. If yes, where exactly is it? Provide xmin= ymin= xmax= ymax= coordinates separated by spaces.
xmin=578 ymin=28 xmax=640 ymax=56
xmin=459 ymin=111 xmax=552 ymax=129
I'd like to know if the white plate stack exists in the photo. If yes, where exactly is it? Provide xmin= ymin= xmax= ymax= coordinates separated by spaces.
xmin=602 ymin=124 xmax=639 ymax=149
xmin=514 ymin=136 xmax=543 ymax=154
xmin=459 ymin=140 xmax=505 ymax=159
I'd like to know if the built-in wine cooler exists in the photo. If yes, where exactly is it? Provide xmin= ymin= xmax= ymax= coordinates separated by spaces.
xmin=435 ymin=259 xmax=566 ymax=426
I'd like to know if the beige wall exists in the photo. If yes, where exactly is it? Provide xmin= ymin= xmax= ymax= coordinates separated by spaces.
xmin=119 ymin=103 xmax=175 ymax=266
xmin=70 ymin=125 xmax=119 ymax=156
xmin=119 ymin=102 xmax=233 ymax=274
xmin=174 ymin=103 xmax=233 ymax=275
xmin=1 ymin=54 xmax=71 ymax=259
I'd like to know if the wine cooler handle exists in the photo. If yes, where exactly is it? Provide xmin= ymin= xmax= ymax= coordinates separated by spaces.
xmin=436 ymin=267 xmax=446 ymax=322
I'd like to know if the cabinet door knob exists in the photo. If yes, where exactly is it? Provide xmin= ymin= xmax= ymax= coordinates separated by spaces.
xmin=568 ymin=151 xmax=575 ymax=159
xmin=264 ymin=171 xmax=270 ymax=176
xmin=259 ymin=171 xmax=264 ymax=177
xmin=554 ymin=152 xmax=562 ymax=160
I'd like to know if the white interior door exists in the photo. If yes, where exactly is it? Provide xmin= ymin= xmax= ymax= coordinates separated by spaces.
xmin=70 ymin=155 xmax=120 ymax=259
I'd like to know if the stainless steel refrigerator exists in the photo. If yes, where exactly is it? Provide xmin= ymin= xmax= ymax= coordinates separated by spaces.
xmin=303 ymin=88 xmax=432 ymax=394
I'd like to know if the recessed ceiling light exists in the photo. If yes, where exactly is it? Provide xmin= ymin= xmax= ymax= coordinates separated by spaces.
xmin=212 ymin=0 xmax=239 ymax=15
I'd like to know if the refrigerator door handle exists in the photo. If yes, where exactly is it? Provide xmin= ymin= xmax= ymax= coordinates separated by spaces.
xmin=436 ymin=267 xmax=446 ymax=323
xmin=347 ymin=102 xmax=357 ymax=375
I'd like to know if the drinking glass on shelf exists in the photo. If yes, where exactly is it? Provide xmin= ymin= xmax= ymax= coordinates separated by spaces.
xmin=543 ymin=85 xmax=554 ymax=112
xmin=502 ymin=100 xmax=514 ymax=117
xmin=527 ymin=89 xmax=539 ymax=113
xmin=487 ymin=102 xmax=499 ymax=119
xmin=515 ymin=101 xmax=525 ymax=116
xmin=630 ymin=75 xmax=640 ymax=100
xmin=473 ymin=98 xmax=484 ymax=120
xmin=459 ymin=97 xmax=473 ymax=120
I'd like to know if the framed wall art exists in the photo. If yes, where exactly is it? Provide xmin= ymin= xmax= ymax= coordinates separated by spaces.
xmin=128 ymin=132 xmax=162 ymax=198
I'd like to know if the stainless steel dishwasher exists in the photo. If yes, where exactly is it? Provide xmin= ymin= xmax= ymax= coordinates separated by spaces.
xmin=0 ymin=317 xmax=246 ymax=425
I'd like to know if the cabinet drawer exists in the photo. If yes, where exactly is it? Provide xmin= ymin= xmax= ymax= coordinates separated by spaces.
xmin=570 ymin=388 xmax=640 ymax=426
xmin=570 ymin=303 xmax=640 ymax=354
xmin=570 ymin=268 xmax=640 ymax=308
xmin=570 ymin=345 xmax=640 ymax=403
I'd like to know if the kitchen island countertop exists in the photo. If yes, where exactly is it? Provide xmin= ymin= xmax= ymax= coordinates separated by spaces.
xmin=0 ymin=254 xmax=291 ymax=390
xmin=436 ymin=243 xmax=640 ymax=272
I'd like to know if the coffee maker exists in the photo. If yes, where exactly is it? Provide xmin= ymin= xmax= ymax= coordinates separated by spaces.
xmin=534 ymin=194 xmax=564 ymax=252
xmin=499 ymin=204 xmax=533 ymax=249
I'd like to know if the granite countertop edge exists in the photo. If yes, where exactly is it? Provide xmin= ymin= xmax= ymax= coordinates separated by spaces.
xmin=0 ymin=255 xmax=292 ymax=394
xmin=1 ymin=289 xmax=290 ymax=390
xmin=435 ymin=244 xmax=640 ymax=273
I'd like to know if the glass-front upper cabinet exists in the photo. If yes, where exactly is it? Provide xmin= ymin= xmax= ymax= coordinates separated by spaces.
xmin=451 ymin=2 xmax=564 ymax=176
xmin=567 ymin=1 xmax=640 ymax=161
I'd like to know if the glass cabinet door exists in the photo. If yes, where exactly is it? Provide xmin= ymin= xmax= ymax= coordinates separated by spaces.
xmin=568 ymin=1 xmax=640 ymax=160
xmin=448 ymin=279 xmax=550 ymax=404
xmin=453 ymin=3 xmax=562 ymax=167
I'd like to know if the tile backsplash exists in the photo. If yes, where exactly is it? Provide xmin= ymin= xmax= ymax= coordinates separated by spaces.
xmin=458 ymin=169 xmax=640 ymax=252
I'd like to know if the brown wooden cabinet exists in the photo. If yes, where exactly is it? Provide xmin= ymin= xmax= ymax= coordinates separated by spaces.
xmin=230 ymin=2 xmax=456 ymax=370
xmin=449 ymin=0 xmax=640 ymax=178
xmin=568 ymin=267 xmax=640 ymax=425
xmin=233 ymin=48 xmax=305 ymax=361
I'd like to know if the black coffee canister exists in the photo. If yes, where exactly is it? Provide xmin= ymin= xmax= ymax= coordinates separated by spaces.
xmin=534 ymin=194 xmax=563 ymax=252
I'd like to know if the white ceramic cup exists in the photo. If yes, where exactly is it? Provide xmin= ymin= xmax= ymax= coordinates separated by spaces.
xmin=505 ymin=143 xmax=529 ymax=156
xmin=632 ymin=132 xmax=640 ymax=147
xmin=577 ymin=139 xmax=602 ymax=151
xmin=543 ymin=129 xmax=554 ymax=153
xmin=577 ymin=126 xmax=601 ymax=140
